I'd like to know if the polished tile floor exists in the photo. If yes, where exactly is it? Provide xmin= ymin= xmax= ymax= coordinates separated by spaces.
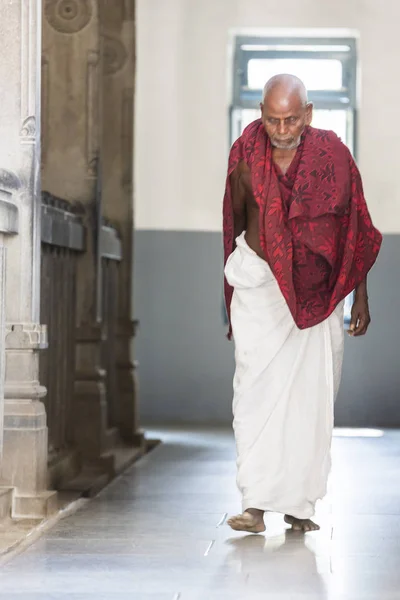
xmin=0 ymin=427 xmax=400 ymax=599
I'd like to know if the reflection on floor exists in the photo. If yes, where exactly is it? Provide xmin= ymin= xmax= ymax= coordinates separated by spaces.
xmin=0 ymin=427 xmax=399 ymax=599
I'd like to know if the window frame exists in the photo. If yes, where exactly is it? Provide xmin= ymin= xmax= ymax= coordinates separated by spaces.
xmin=232 ymin=35 xmax=358 ymax=156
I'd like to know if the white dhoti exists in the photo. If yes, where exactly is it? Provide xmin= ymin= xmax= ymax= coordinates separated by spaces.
xmin=224 ymin=233 xmax=345 ymax=519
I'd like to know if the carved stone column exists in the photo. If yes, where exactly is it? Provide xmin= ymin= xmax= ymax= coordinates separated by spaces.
xmin=0 ymin=174 xmax=20 ymax=475
xmin=0 ymin=246 xmax=6 ymax=463
xmin=0 ymin=0 xmax=57 ymax=516
xmin=41 ymin=1 xmax=110 ymax=461
xmin=100 ymin=0 xmax=142 ymax=445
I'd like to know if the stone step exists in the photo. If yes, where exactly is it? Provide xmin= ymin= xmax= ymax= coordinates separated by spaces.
xmin=58 ymin=468 xmax=110 ymax=499
xmin=100 ymin=443 xmax=145 ymax=478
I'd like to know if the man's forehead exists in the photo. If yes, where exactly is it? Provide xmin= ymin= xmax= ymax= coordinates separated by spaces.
xmin=265 ymin=88 xmax=303 ymax=105
xmin=264 ymin=96 xmax=305 ymax=116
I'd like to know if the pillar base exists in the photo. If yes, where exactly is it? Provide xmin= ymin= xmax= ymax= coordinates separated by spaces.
xmin=74 ymin=323 xmax=110 ymax=459
xmin=13 ymin=490 xmax=58 ymax=519
xmin=73 ymin=380 xmax=109 ymax=459
xmin=116 ymin=319 xmax=142 ymax=443
xmin=0 ymin=487 xmax=13 ymax=523
xmin=2 ymin=399 xmax=58 ymax=518
xmin=2 ymin=399 xmax=49 ymax=493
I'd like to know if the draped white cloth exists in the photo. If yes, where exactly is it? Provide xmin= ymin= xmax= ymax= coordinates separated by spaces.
xmin=224 ymin=232 xmax=344 ymax=519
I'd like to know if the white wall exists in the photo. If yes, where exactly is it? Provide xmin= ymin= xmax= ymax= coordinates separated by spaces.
xmin=135 ymin=0 xmax=400 ymax=233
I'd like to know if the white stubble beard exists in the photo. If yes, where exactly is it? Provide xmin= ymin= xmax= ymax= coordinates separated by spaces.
xmin=271 ymin=136 xmax=301 ymax=151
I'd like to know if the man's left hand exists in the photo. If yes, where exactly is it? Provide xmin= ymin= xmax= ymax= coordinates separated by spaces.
xmin=348 ymin=296 xmax=371 ymax=337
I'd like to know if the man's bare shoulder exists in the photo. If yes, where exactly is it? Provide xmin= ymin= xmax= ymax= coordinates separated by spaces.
xmin=231 ymin=161 xmax=252 ymax=194
xmin=231 ymin=159 xmax=250 ymax=177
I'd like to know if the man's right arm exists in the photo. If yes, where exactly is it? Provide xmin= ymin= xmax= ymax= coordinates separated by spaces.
xmin=230 ymin=162 xmax=247 ymax=240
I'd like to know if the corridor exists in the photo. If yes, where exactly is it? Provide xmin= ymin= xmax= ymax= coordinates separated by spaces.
xmin=0 ymin=427 xmax=399 ymax=599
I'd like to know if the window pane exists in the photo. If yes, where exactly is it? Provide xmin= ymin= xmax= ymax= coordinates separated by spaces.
xmin=242 ymin=44 xmax=351 ymax=53
xmin=312 ymin=109 xmax=347 ymax=142
xmin=247 ymin=59 xmax=343 ymax=91
xmin=240 ymin=109 xmax=260 ymax=133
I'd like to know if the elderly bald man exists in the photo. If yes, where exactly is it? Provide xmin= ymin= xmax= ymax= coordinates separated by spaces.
xmin=223 ymin=74 xmax=382 ymax=533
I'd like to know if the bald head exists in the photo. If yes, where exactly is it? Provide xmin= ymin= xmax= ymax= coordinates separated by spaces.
xmin=260 ymin=74 xmax=312 ymax=151
xmin=262 ymin=74 xmax=308 ymax=107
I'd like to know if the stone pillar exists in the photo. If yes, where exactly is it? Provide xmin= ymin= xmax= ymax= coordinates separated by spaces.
xmin=0 ymin=247 xmax=6 ymax=462
xmin=100 ymin=0 xmax=142 ymax=444
xmin=41 ymin=1 xmax=111 ymax=460
xmin=0 ymin=0 xmax=57 ymax=516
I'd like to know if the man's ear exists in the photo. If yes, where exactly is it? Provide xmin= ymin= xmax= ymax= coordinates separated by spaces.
xmin=305 ymin=102 xmax=313 ymax=125
xmin=260 ymin=102 xmax=264 ymax=115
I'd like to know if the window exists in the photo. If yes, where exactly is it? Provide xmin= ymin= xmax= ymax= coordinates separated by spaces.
xmin=230 ymin=35 xmax=358 ymax=325
xmin=247 ymin=58 xmax=343 ymax=91
xmin=230 ymin=36 xmax=357 ymax=152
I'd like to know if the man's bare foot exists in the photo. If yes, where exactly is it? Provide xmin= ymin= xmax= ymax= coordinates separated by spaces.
xmin=284 ymin=514 xmax=320 ymax=532
xmin=227 ymin=509 xmax=266 ymax=534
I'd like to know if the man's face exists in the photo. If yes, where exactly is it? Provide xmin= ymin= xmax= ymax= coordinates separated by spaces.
xmin=260 ymin=93 xmax=312 ymax=150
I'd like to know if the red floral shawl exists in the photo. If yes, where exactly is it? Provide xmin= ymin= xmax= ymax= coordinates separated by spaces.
xmin=223 ymin=120 xmax=382 ymax=338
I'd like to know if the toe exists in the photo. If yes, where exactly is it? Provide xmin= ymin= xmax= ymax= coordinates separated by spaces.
xmin=227 ymin=512 xmax=265 ymax=533
xmin=305 ymin=520 xmax=319 ymax=532
xmin=285 ymin=516 xmax=319 ymax=533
